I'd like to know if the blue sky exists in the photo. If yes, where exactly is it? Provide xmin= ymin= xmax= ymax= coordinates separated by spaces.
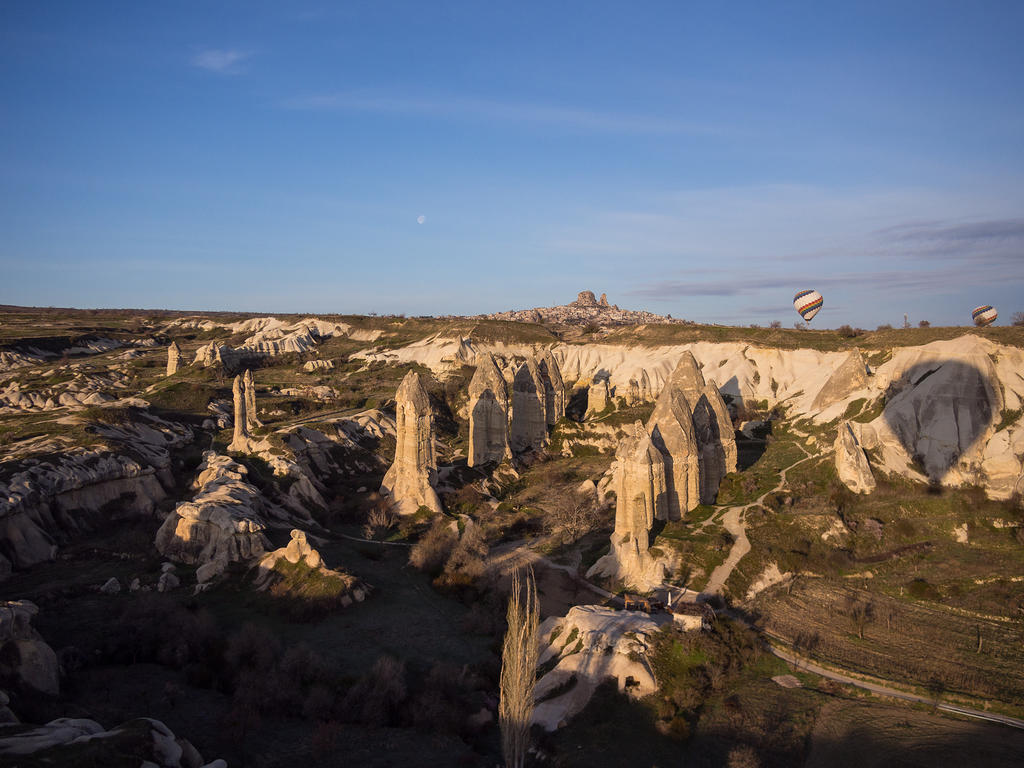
xmin=2 ymin=1 xmax=1022 ymax=327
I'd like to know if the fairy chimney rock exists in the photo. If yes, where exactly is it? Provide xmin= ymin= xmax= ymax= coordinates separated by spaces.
xmin=381 ymin=371 xmax=442 ymax=515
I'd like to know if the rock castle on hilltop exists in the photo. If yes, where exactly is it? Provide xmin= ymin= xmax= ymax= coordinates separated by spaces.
xmin=483 ymin=290 xmax=684 ymax=327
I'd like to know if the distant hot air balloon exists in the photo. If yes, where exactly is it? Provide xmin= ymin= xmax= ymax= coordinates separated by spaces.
xmin=972 ymin=305 xmax=998 ymax=327
xmin=793 ymin=289 xmax=823 ymax=322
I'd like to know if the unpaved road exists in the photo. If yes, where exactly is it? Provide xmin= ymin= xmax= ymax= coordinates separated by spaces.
xmin=769 ymin=642 xmax=1024 ymax=730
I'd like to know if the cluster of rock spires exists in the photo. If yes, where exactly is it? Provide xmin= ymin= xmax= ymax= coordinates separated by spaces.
xmin=588 ymin=352 xmax=737 ymax=590
xmin=381 ymin=353 xmax=569 ymax=514
xmin=469 ymin=352 xmax=566 ymax=465
xmin=228 ymin=369 xmax=261 ymax=452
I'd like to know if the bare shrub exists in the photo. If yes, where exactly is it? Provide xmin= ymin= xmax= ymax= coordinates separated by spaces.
xmin=727 ymin=744 xmax=762 ymax=768
xmin=1013 ymin=311 xmax=1024 ymax=327
xmin=363 ymin=501 xmax=398 ymax=540
xmin=918 ymin=320 xmax=931 ymax=328
xmin=408 ymin=517 xmax=457 ymax=576
xmin=769 ymin=320 xmax=782 ymax=329
xmin=439 ymin=521 xmax=489 ymax=587
xmin=500 ymin=569 xmax=540 ymax=768
xmin=342 ymin=655 xmax=407 ymax=726
xmin=225 ymin=623 xmax=281 ymax=680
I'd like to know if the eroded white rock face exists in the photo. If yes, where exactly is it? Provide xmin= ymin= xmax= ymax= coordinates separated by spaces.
xmin=360 ymin=332 xmax=1023 ymax=497
xmin=302 ymin=359 xmax=334 ymax=373
xmin=539 ymin=351 xmax=566 ymax=425
xmin=835 ymin=421 xmax=876 ymax=494
xmin=532 ymin=605 xmax=669 ymax=732
xmin=646 ymin=385 xmax=699 ymax=519
xmin=0 ymin=449 xmax=169 ymax=571
xmin=154 ymin=453 xmax=271 ymax=569
xmin=811 ymin=350 xmax=868 ymax=411
xmin=380 ymin=371 xmax=441 ymax=515
xmin=510 ymin=361 xmax=548 ymax=453
xmin=585 ymin=378 xmax=610 ymax=418
xmin=468 ymin=354 xmax=511 ymax=467
xmin=864 ymin=338 xmax=1008 ymax=488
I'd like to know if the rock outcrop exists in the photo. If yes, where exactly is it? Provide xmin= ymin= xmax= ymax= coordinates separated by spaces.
xmin=253 ymin=529 xmax=368 ymax=605
xmin=532 ymin=605 xmax=668 ymax=731
xmin=380 ymin=371 xmax=442 ymax=515
xmin=539 ymin=351 xmax=566 ymax=425
xmin=0 ymin=600 xmax=59 ymax=696
xmin=303 ymin=359 xmax=334 ymax=373
xmin=0 ymin=716 xmax=225 ymax=768
xmin=509 ymin=361 xmax=548 ymax=454
xmin=586 ymin=422 xmax=667 ymax=589
xmin=0 ymin=448 xmax=169 ymax=574
xmin=586 ymin=378 xmax=610 ymax=418
xmin=811 ymin=349 xmax=869 ymax=411
xmin=228 ymin=375 xmax=252 ymax=452
xmin=835 ymin=421 xmax=875 ymax=494
xmin=625 ymin=378 xmax=640 ymax=406
xmin=243 ymin=369 xmax=262 ymax=430
xmin=646 ymin=385 xmax=700 ymax=519
xmin=692 ymin=381 xmax=738 ymax=504
xmin=467 ymin=354 xmax=510 ymax=467
xmin=166 ymin=342 xmax=181 ymax=376
xmin=154 ymin=453 xmax=271 ymax=573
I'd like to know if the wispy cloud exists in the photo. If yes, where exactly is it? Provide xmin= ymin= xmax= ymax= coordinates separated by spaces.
xmin=190 ymin=48 xmax=251 ymax=75
xmin=281 ymin=91 xmax=718 ymax=135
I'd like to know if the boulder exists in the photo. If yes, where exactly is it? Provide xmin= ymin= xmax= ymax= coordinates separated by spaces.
xmin=0 ymin=601 xmax=59 ymax=696
xmin=99 ymin=577 xmax=120 ymax=595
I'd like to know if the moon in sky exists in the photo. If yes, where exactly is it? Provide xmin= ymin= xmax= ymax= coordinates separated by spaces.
xmin=417 ymin=214 xmax=426 ymax=224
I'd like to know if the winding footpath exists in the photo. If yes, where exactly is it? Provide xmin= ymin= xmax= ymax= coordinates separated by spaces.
xmin=701 ymin=438 xmax=815 ymax=597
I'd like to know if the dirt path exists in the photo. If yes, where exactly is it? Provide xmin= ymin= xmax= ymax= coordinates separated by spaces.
xmin=700 ymin=440 xmax=816 ymax=597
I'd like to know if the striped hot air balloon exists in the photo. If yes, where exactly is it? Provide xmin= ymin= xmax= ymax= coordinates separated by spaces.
xmin=972 ymin=305 xmax=998 ymax=327
xmin=793 ymin=289 xmax=823 ymax=322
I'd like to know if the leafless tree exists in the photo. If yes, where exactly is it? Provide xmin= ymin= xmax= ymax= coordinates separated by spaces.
xmin=842 ymin=595 xmax=875 ymax=640
xmin=1013 ymin=311 xmax=1024 ymax=327
xmin=546 ymin=493 xmax=600 ymax=543
xmin=500 ymin=568 xmax=540 ymax=768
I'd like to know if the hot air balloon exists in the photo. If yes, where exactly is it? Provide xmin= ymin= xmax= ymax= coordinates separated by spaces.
xmin=793 ymin=289 xmax=823 ymax=322
xmin=972 ymin=305 xmax=998 ymax=327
